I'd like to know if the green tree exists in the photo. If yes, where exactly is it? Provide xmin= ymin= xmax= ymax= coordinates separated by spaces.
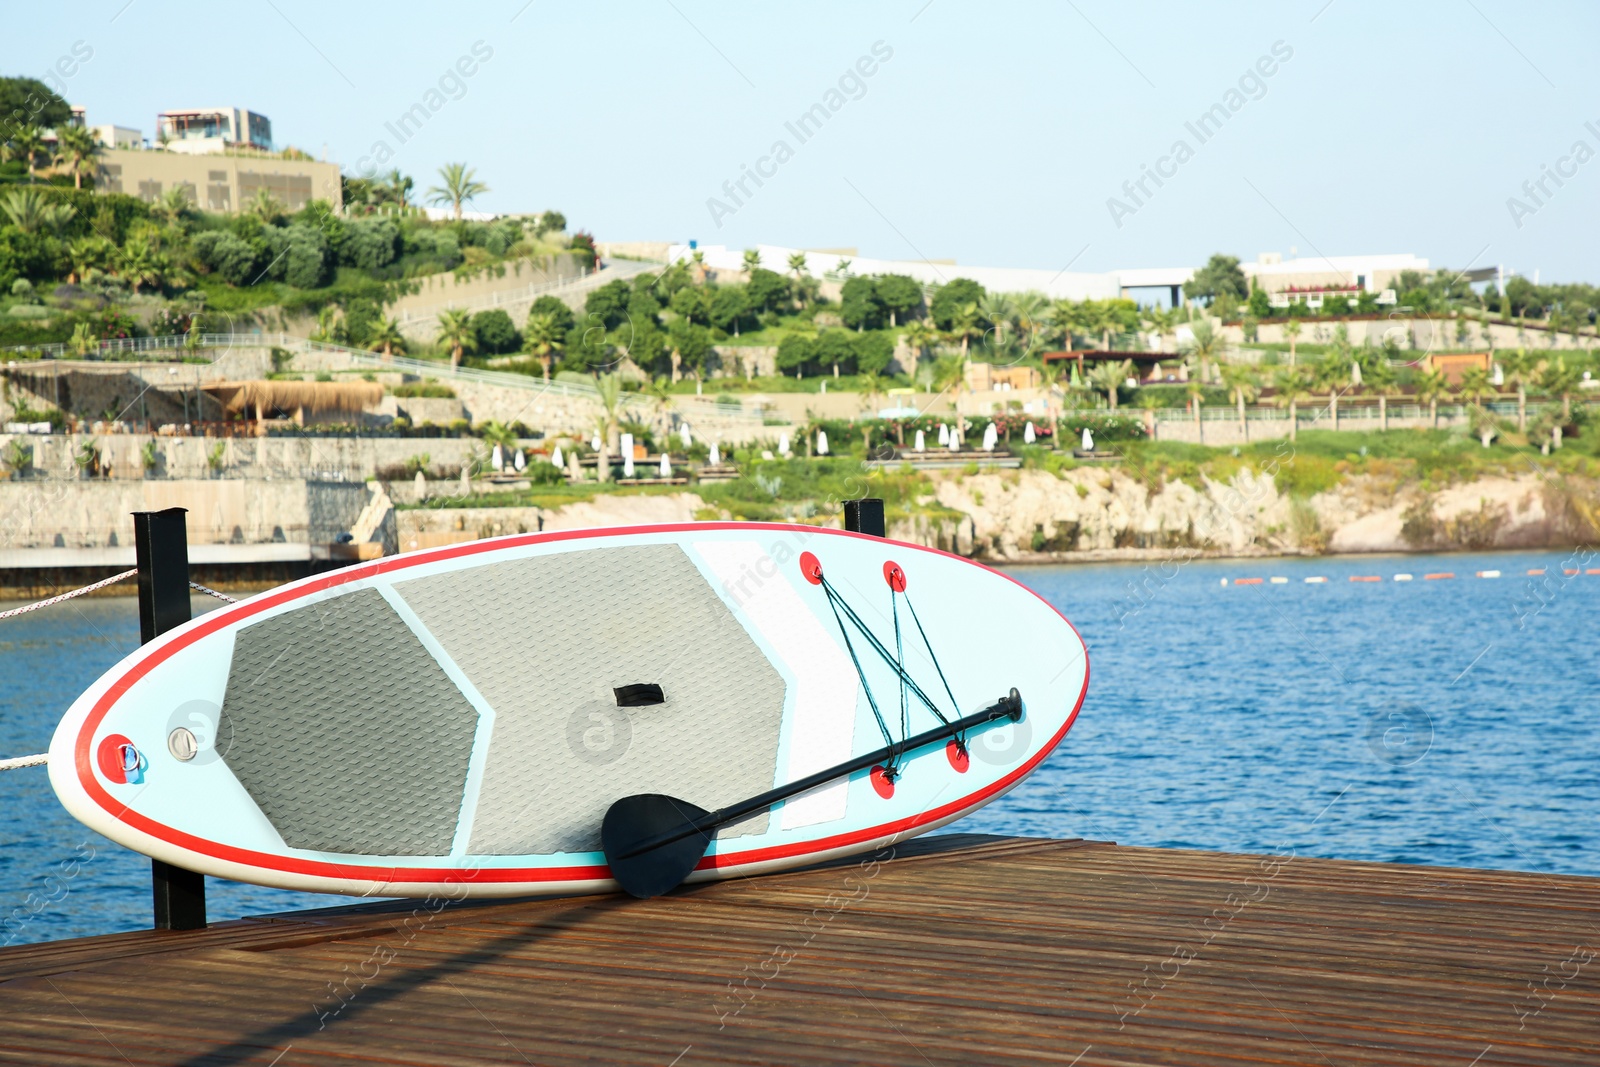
xmin=527 ymin=295 xmax=575 ymax=334
xmin=52 ymin=125 xmax=98 ymax=190
xmin=876 ymin=274 xmax=923 ymax=327
xmin=586 ymin=279 xmax=633 ymax=329
xmin=1273 ymin=367 xmax=1312 ymax=442
xmin=366 ymin=317 xmax=405 ymax=358
xmin=1181 ymin=318 xmax=1225 ymax=384
xmin=746 ymin=267 xmax=787 ymax=313
xmin=1220 ymin=362 xmax=1259 ymax=440
xmin=1414 ymin=368 xmax=1450 ymax=429
xmin=150 ymin=185 xmax=193 ymax=226
xmin=436 ymin=307 xmax=475 ymax=368
xmin=978 ymin=291 xmax=1014 ymax=351
xmin=1088 ymin=359 xmax=1133 ymax=411
xmin=245 ymin=188 xmax=283 ymax=222
xmin=0 ymin=187 xmax=74 ymax=234
xmin=839 ymin=276 xmax=884 ymax=331
xmin=708 ymin=284 xmax=750 ymax=335
xmin=1186 ymin=254 xmax=1249 ymax=306
xmin=523 ymin=311 xmax=565 ymax=378
xmin=786 ymin=251 xmax=807 ymax=278
xmin=903 ymin=319 xmax=940 ymax=366
xmin=1312 ymin=351 xmax=1348 ymax=431
xmin=929 ymin=278 xmax=986 ymax=330
xmin=1281 ymin=317 xmax=1301 ymax=367
xmin=6 ymin=125 xmax=46 ymax=179
xmin=0 ymin=77 xmax=73 ymax=135
xmin=668 ymin=317 xmax=712 ymax=382
xmin=741 ymin=248 xmax=762 ymax=274
xmin=65 ymin=234 xmax=113 ymax=283
xmin=472 ymin=308 xmax=519 ymax=354
xmin=117 ymin=237 xmax=167 ymax=293
xmin=1365 ymin=357 xmax=1400 ymax=431
xmin=1539 ymin=354 xmax=1581 ymax=425
xmin=426 ymin=162 xmax=489 ymax=221
xmin=1502 ymin=347 xmax=1539 ymax=433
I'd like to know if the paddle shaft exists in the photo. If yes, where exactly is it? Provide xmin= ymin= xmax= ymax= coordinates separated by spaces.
xmin=615 ymin=689 xmax=1022 ymax=860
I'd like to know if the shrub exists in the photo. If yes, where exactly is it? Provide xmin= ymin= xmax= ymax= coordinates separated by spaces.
xmin=472 ymin=308 xmax=519 ymax=354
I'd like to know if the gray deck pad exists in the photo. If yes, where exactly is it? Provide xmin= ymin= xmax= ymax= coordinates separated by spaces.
xmin=396 ymin=544 xmax=788 ymax=856
xmin=217 ymin=588 xmax=479 ymax=855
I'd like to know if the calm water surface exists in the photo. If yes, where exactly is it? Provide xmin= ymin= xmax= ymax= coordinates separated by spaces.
xmin=2 ymin=549 xmax=1597 ymax=944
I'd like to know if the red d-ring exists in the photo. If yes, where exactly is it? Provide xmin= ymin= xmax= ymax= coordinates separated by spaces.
xmin=799 ymin=551 xmax=823 ymax=585
xmin=883 ymin=561 xmax=907 ymax=592
xmin=97 ymin=733 xmax=134 ymax=784
xmin=870 ymin=765 xmax=896 ymax=798
xmin=946 ymin=739 xmax=970 ymax=773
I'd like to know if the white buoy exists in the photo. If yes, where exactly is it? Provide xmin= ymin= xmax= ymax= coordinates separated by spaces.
xmin=938 ymin=423 xmax=950 ymax=447
xmin=659 ymin=453 xmax=672 ymax=477
xmin=491 ymin=443 xmax=505 ymax=472
xmin=680 ymin=424 xmax=692 ymax=449
xmin=778 ymin=433 xmax=790 ymax=456
xmin=551 ymin=444 xmax=564 ymax=468
xmin=982 ymin=423 xmax=998 ymax=452
xmin=914 ymin=429 xmax=925 ymax=452
xmin=709 ymin=442 xmax=720 ymax=464
xmin=1082 ymin=428 xmax=1094 ymax=452
xmin=513 ymin=449 xmax=526 ymax=472
xmin=816 ymin=430 xmax=829 ymax=456
xmin=1024 ymin=421 xmax=1036 ymax=444
xmin=621 ymin=433 xmax=635 ymax=478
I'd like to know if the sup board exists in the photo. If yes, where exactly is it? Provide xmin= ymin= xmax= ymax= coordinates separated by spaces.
xmin=49 ymin=522 xmax=1088 ymax=898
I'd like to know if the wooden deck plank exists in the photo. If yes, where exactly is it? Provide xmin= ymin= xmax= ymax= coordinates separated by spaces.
xmin=0 ymin=836 xmax=1595 ymax=1065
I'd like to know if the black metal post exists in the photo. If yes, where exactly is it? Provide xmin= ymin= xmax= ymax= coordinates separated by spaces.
xmin=133 ymin=508 xmax=207 ymax=931
xmin=843 ymin=498 xmax=885 ymax=538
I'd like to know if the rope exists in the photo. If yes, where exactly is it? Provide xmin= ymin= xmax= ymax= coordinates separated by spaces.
xmin=0 ymin=569 xmax=138 ymax=621
xmin=0 ymin=753 xmax=48 ymax=771
xmin=903 ymin=594 xmax=963 ymax=738
xmin=189 ymin=581 xmax=237 ymax=603
xmin=820 ymin=579 xmax=950 ymax=726
xmin=822 ymin=591 xmax=896 ymax=755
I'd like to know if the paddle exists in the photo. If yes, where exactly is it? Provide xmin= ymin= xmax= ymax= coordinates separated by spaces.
xmin=601 ymin=688 xmax=1023 ymax=898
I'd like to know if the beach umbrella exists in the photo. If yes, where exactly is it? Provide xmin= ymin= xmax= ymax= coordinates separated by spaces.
xmin=591 ymin=432 xmax=602 ymax=451
xmin=491 ymin=443 xmax=504 ymax=472
xmin=460 ymin=467 xmax=470 ymax=493
xmin=513 ymin=449 xmax=526 ymax=472
xmin=660 ymin=453 xmax=672 ymax=477
xmin=551 ymin=444 xmax=564 ymax=468
xmin=414 ymin=470 xmax=428 ymax=501
xmin=982 ymin=423 xmax=998 ymax=452
xmin=914 ymin=429 xmax=925 ymax=451
xmin=709 ymin=442 xmax=720 ymax=464
xmin=680 ymin=424 xmax=692 ymax=449
xmin=1024 ymin=421 xmax=1036 ymax=444
xmin=621 ymin=433 xmax=635 ymax=478
xmin=1351 ymin=362 xmax=1362 ymax=386
xmin=816 ymin=430 xmax=829 ymax=456
xmin=938 ymin=423 xmax=950 ymax=446
xmin=777 ymin=433 xmax=790 ymax=455
xmin=1082 ymin=427 xmax=1094 ymax=452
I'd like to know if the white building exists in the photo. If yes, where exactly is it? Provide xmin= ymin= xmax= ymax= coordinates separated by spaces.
xmin=156 ymin=108 xmax=272 ymax=155
xmin=668 ymin=244 xmax=1431 ymax=307
xmin=90 ymin=124 xmax=143 ymax=151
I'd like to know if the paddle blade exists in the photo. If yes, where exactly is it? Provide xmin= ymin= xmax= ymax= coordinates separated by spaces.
xmin=602 ymin=793 xmax=714 ymax=899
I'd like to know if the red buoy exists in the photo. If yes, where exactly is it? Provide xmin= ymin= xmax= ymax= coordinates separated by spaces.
xmin=883 ymin=561 xmax=907 ymax=592
xmin=799 ymin=551 xmax=823 ymax=585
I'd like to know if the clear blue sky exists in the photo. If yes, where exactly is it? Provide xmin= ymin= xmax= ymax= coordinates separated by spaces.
xmin=7 ymin=1 xmax=1598 ymax=281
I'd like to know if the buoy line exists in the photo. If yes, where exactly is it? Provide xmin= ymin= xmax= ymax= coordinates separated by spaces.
xmin=1224 ymin=567 xmax=1593 ymax=586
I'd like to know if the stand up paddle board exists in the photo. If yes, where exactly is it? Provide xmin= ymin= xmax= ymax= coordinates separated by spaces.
xmin=49 ymin=523 xmax=1088 ymax=898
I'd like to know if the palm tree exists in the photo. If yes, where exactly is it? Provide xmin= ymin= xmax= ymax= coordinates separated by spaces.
xmin=1088 ymin=359 xmax=1132 ymax=411
xmin=1281 ymin=317 xmax=1302 ymax=367
xmin=426 ymin=163 xmax=488 ymax=221
xmin=1365 ymin=358 xmax=1401 ymax=431
xmin=118 ymin=238 xmax=167 ymax=294
xmin=366 ymin=317 xmax=405 ymax=359
xmin=948 ymin=301 xmax=981 ymax=359
xmin=1414 ymin=368 xmax=1450 ymax=429
xmin=1539 ymin=354 xmax=1581 ymax=427
xmin=245 ymin=188 xmax=283 ymax=221
xmin=1012 ymin=291 xmax=1050 ymax=349
xmin=903 ymin=319 xmax=940 ymax=369
xmin=70 ymin=321 xmax=98 ymax=356
xmin=1312 ymin=352 xmax=1347 ymax=431
xmin=1220 ymin=362 xmax=1258 ymax=440
xmin=435 ymin=308 xmax=475 ymax=369
xmin=1048 ymin=299 xmax=1082 ymax=350
xmin=978 ymin=292 xmax=1015 ymax=353
xmin=1458 ymin=365 xmax=1498 ymax=446
xmin=1181 ymin=319 xmax=1225 ymax=386
xmin=1039 ymin=361 xmax=1065 ymax=441
xmin=595 ymin=370 xmax=624 ymax=446
xmin=741 ymin=248 xmax=762 ymax=275
xmin=8 ymin=125 xmax=46 ymax=179
xmin=0 ymin=188 xmax=75 ymax=235
xmin=523 ymin=310 xmax=565 ymax=378
xmin=1502 ymin=347 xmax=1538 ymax=433
xmin=66 ymin=235 xmax=113 ymax=284
xmin=642 ymin=377 xmax=675 ymax=439
xmin=858 ymin=370 xmax=887 ymax=413
xmin=787 ymin=251 xmax=808 ymax=279
xmin=1185 ymin=378 xmax=1206 ymax=443
xmin=151 ymin=185 xmax=193 ymax=226
xmin=52 ymin=126 xmax=98 ymax=190
xmin=1145 ymin=305 xmax=1180 ymax=353
xmin=1273 ymin=367 xmax=1312 ymax=442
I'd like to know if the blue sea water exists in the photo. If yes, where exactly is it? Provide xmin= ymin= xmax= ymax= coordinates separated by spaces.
xmin=2 ymin=549 xmax=1597 ymax=945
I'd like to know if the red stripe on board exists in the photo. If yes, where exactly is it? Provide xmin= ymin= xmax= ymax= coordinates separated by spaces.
xmin=73 ymin=522 xmax=1091 ymax=889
